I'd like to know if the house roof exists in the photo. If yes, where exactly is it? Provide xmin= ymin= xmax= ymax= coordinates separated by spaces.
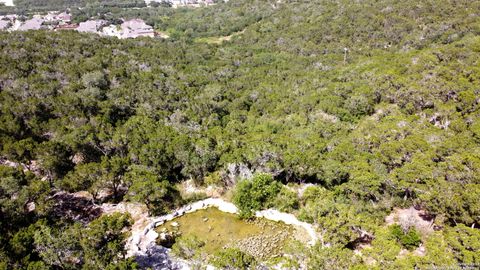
xmin=77 ymin=20 xmax=106 ymax=33
xmin=120 ymin=19 xmax=154 ymax=38
xmin=18 ymin=18 xmax=44 ymax=31
xmin=0 ymin=20 xmax=10 ymax=30
xmin=58 ymin=12 xmax=71 ymax=21
xmin=121 ymin=19 xmax=152 ymax=30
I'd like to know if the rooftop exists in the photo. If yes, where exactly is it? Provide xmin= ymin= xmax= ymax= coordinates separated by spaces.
xmin=77 ymin=20 xmax=106 ymax=33
xmin=18 ymin=18 xmax=44 ymax=31
xmin=0 ymin=20 xmax=10 ymax=30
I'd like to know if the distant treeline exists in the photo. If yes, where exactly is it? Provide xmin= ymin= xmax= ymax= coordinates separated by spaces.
xmin=0 ymin=0 xmax=146 ymax=14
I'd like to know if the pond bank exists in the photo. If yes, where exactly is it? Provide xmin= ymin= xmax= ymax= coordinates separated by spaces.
xmin=156 ymin=207 xmax=295 ymax=258
xmin=125 ymin=198 xmax=318 ymax=258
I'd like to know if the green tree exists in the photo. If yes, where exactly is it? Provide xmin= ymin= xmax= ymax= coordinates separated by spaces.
xmin=35 ymin=141 xmax=74 ymax=186
xmin=272 ymin=186 xmax=299 ymax=212
xmin=210 ymin=248 xmax=256 ymax=270
xmin=389 ymin=225 xmax=422 ymax=250
xmin=34 ymin=223 xmax=83 ymax=270
xmin=232 ymin=173 xmax=281 ymax=218
xmin=80 ymin=213 xmax=132 ymax=270
xmin=445 ymin=224 xmax=480 ymax=263
xmin=0 ymin=166 xmax=48 ymax=230
xmin=125 ymin=165 xmax=180 ymax=215
xmin=90 ymin=157 xmax=128 ymax=202
xmin=59 ymin=162 xmax=103 ymax=192
xmin=171 ymin=235 xmax=205 ymax=260
xmin=308 ymin=244 xmax=359 ymax=270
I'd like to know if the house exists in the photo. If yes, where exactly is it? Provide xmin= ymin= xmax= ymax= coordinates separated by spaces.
xmin=102 ymin=24 xmax=122 ymax=38
xmin=2 ymin=14 xmax=18 ymax=21
xmin=120 ymin=19 xmax=154 ymax=39
xmin=0 ymin=20 xmax=10 ymax=30
xmin=58 ymin=12 xmax=71 ymax=24
xmin=77 ymin=20 xmax=107 ymax=33
xmin=44 ymin=12 xmax=58 ymax=22
xmin=168 ymin=0 xmax=216 ymax=8
xmin=44 ymin=11 xmax=71 ymax=23
xmin=18 ymin=18 xmax=44 ymax=31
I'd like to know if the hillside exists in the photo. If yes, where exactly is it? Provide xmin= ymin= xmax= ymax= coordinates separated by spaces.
xmin=0 ymin=0 xmax=479 ymax=269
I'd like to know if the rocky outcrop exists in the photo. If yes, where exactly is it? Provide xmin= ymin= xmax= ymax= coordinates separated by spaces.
xmin=231 ymin=229 xmax=290 ymax=259
xmin=135 ymin=244 xmax=190 ymax=270
xmin=0 ymin=158 xmax=44 ymax=178
xmin=256 ymin=209 xmax=318 ymax=246
xmin=221 ymin=153 xmax=286 ymax=186
xmin=223 ymin=163 xmax=253 ymax=186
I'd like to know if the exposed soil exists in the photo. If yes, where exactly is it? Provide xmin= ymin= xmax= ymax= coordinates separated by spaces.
xmin=385 ymin=207 xmax=435 ymax=235
xmin=48 ymin=191 xmax=102 ymax=224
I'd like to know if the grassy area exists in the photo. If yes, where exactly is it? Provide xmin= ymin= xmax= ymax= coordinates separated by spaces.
xmin=195 ymin=29 xmax=245 ymax=44
xmin=195 ymin=36 xmax=232 ymax=44
xmin=156 ymin=207 xmax=305 ymax=259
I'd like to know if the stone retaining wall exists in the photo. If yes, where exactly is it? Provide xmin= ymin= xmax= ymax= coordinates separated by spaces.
xmin=128 ymin=198 xmax=318 ymax=257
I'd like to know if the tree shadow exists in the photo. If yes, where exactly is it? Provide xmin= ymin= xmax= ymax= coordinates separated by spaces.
xmin=48 ymin=191 xmax=102 ymax=224
xmin=134 ymin=244 xmax=185 ymax=270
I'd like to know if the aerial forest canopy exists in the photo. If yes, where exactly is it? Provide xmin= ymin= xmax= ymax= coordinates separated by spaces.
xmin=0 ymin=0 xmax=480 ymax=269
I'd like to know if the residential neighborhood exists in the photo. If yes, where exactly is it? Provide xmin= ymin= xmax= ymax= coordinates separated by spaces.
xmin=0 ymin=0 xmax=222 ymax=37
xmin=151 ymin=0 xmax=216 ymax=8
xmin=0 ymin=0 xmax=219 ymax=8
xmin=0 ymin=11 xmax=72 ymax=31
xmin=0 ymin=11 xmax=158 ymax=39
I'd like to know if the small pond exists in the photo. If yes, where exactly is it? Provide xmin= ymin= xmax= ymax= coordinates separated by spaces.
xmin=155 ymin=207 xmax=309 ymax=259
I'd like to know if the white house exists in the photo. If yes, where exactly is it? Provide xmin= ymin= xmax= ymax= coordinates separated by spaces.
xmin=102 ymin=24 xmax=122 ymax=38
xmin=44 ymin=11 xmax=71 ymax=24
xmin=120 ymin=19 xmax=154 ymax=39
xmin=18 ymin=18 xmax=44 ymax=31
xmin=77 ymin=20 xmax=107 ymax=33
xmin=0 ymin=20 xmax=10 ymax=30
xmin=58 ymin=12 xmax=71 ymax=23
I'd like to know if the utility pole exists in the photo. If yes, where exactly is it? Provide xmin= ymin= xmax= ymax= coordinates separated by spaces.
xmin=343 ymin=47 xmax=349 ymax=65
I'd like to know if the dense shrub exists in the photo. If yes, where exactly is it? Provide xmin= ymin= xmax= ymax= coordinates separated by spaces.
xmin=232 ymin=173 xmax=281 ymax=218
xmin=445 ymin=225 xmax=480 ymax=263
xmin=389 ymin=225 xmax=422 ymax=250
xmin=171 ymin=235 xmax=205 ymax=260
xmin=272 ymin=187 xmax=299 ymax=212
xmin=210 ymin=248 xmax=256 ymax=269
xmin=125 ymin=165 xmax=181 ymax=215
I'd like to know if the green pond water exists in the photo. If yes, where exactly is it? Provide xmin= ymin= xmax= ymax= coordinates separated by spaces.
xmin=156 ymin=207 xmax=307 ymax=259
